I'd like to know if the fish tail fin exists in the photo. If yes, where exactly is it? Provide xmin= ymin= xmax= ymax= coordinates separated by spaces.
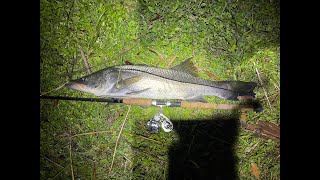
xmin=212 ymin=81 xmax=257 ymax=100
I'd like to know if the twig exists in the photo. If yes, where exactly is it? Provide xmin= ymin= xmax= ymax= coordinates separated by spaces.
xmin=92 ymin=160 xmax=96 ymax=180
xmin=149 ymin=48 xmax=165 ymax=61
xmin=273 ymin=82 xmax=280 ymax=91
xmin=124 ymin=159 xmax=127 ymax=172
xmin=71 ymin=130 xmax=115 ymax=138
xmin=259 ymin=92 xmax=279 ymax=102
xmin=166 ymin=55 xmax=177 ymax=68
xmin=122 ymin=154 xmax=133 ymax=164
xmin=203 ymin=69 xmax=221 ymax=81
xmin=254 ymin=62 xmax=273 ymax=111
xmin=40 ymin=82 xmax=69 ymax=96
xmin=195 ymin=65 xmax=221 ymax=80
xmin=51 ymin=166 xmax=67 ymax=180
xmin=133 ymin=134 xmax=160 ymax=143
xmin=109 ymin=105 xmax=131 ymax=174
xmin=80 ymin=48 xmax=91 ymax=74
xmin=153 ymin=58 xmax=162 ymax=66
xmin=69 ymin=129 xmax=75 ymax=180
xmin=188 ymin=160 xmax=200 ymax=168
xmin=40 ymin=154 xmax=64 ymax=169
xmin=271 ymin=79 xmax=280 ymax=91
xmin=245 ymin=141 xmax=260 ymax=153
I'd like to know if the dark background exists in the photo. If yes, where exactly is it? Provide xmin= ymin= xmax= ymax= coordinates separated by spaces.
xmin=168 ymin=113 xmax=240 ymax=179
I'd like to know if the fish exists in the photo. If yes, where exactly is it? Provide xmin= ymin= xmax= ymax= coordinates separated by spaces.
xmin=65 ymin=59 xmax=257 ymax=102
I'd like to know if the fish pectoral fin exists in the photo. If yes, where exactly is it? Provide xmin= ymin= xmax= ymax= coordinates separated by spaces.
xmin=185 ymin=95 xmax=208 ymax=103
xmin=171 ymin=57 xmax=199 ymax=77
xmin=116 ymin=76 xmax=144 ymax=89
xmin=126 ymin=88 xmax=150 ymax=95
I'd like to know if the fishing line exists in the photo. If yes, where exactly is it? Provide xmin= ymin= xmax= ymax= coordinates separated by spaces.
xmin=40 ymin=82 xmax=69 ymax=96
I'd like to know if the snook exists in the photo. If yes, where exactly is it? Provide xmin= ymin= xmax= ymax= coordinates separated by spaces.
xmin=66 ymin=60 xmax=257 ymax=102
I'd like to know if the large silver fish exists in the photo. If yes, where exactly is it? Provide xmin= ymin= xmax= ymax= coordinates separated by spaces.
xmin=65 ymin=60 xmax=257 ymax=102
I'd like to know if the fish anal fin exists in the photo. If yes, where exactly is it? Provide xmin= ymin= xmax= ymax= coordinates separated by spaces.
xmin=116 ymin=76 xmax=143 ymax=89
xmin=171 ymin=57 xmax=199 ymax=77
xmin=185 ymin=95 xmax=208 ymax=103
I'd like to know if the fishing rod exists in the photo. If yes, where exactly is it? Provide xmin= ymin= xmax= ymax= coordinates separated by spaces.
xmin=40 ymin=95 xmax=261 ymax=111
xmin=40 ymin=95 xmax=262 ymax=133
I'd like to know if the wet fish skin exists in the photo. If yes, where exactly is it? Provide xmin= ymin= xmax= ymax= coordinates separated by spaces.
xmin=65 ymin=60 xmax=256 ymax=101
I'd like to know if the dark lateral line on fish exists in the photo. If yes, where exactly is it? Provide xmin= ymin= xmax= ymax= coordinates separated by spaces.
xmin=118 ymin=68 xmax=241 ymax=93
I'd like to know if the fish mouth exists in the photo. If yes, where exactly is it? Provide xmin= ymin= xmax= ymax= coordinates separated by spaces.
xmin=65 ymin=80 xmax=89 ymax=92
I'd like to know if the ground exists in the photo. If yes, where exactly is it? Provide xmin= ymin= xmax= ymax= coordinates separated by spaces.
xmin=40 ymin=0 xmax=280 ymax=179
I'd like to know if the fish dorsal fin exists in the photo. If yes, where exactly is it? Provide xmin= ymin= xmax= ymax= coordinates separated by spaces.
xmin=171 ymin=57 xmax=199 ymax=77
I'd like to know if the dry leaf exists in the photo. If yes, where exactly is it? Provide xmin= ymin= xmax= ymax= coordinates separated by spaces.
xmin=166 ymin=55 xmax=177 ymax=68
xmin=251 ymin=162 xmax=260 ymax=180
xmin=256 ymin=120 xmax=280 ymax=141
xmin=240 ymin=121 xmax=256 ymax=132
xmin=125 ymin=60 xmax=134 ymax=65
xmin=193 ymin=64 xmax=221 ymax=81
xmin=245 ymin=142 xmax=260 ymax=153
xmin=239 ymin=169 xmax=245 ymax=177
xmin=203 ymin=69 xmax=221 ymax=80
xmin=240 ymin=112 xmax=247 ymax=121
xmin=53 ymin=100 xmax=60 ymax=108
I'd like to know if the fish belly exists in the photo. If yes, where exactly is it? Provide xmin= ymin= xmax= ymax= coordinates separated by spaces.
xmin=123 ymin=76 xmax=206 ymax=100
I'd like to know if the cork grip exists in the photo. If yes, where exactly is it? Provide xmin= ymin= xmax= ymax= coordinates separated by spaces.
xmin=181 ymin=101 xmax=253 ymax=111
xmin=123 ymin=98 xmax=152 ymax=106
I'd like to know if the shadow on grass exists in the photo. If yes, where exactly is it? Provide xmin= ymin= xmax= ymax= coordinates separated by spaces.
xmin=168 ymin=112 xmax=240 ymax=180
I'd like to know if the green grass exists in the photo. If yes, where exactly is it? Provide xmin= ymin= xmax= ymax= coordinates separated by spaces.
xmin=40 ymin=0 xmax=280 ymax=179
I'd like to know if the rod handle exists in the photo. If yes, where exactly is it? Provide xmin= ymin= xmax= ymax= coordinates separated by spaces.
xmin=123 ymin=98 xmax=152 ymax=106
xmin=181 ymin=101 xmax=254 ymax=111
